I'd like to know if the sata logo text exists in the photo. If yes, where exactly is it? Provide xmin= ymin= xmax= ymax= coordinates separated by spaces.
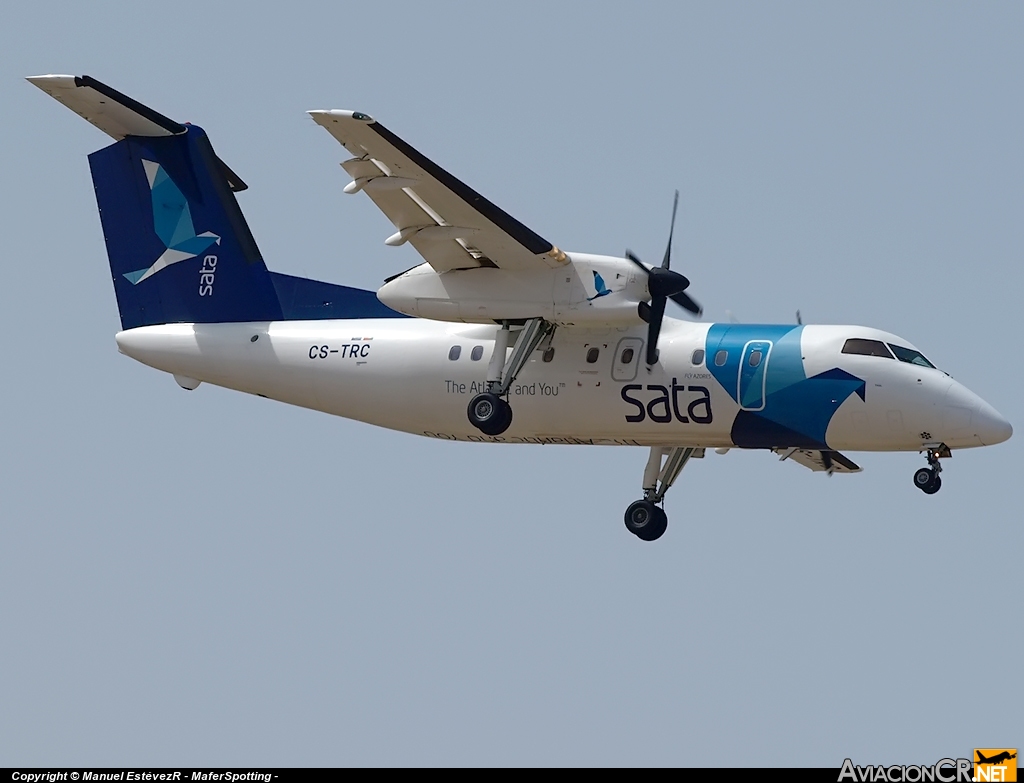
xmin=199 ymin=255 xmax=217 ymax=296
xmin=621 ymin=380 xmax=712 ymax=424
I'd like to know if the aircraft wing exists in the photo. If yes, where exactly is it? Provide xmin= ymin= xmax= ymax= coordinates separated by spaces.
xmin=774 ymin=448 xmax=862 ymax=474
xmin=308 ymin=110 xmax=567 ymax=273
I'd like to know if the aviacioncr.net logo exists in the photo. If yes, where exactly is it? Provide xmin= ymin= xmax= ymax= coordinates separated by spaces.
xmin=122 ymin=159 xmax=220 ymax=285
xmin=839 ymin=758 xmax=973 ymax=783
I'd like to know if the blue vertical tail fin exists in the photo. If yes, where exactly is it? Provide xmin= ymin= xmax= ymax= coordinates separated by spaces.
xmin=89 ymin=124 xmax=283 ymax=329
xmin=30 ymin=74 xmax=408 ymax=328
xmin=29 ymin=74 xmax=282 ymax=329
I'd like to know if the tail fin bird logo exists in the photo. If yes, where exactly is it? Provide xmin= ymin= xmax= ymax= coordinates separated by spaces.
xmin=123 ymin=159 xmax=220 ymax=285
xmin=587 ymin=271 xmax=613 ymax=301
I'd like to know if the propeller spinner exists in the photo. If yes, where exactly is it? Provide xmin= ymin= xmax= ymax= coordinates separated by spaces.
xmin=626 ymin=191 xmax=702 ymax=366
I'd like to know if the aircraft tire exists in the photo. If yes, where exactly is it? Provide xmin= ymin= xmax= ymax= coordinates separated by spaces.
xmin=467 ymin=393 xmax=513 ymax=436
xmin=914 ymin=468 xmax=935 ymax=491
xmin=922 ymin=475 xmax=942 ymax=494
xmin=624 ymin=500 xmax=668 ymax=541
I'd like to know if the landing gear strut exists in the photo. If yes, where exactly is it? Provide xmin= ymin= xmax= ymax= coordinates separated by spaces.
xmin=467 ymin=318 xmax=553 ymax=436
xmin=913 ymin=446 xmax=948 ymax=494
xmin=624 ymin=446 xmax=703 ymax=541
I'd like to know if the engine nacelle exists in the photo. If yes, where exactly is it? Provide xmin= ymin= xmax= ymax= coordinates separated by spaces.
xmin=377 ymin=252 xmax=650 ymax=326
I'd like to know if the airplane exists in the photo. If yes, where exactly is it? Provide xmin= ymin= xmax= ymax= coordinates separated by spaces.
xmin=976 ymin=752 xmax=1017 ymax=766
xmin=28 ymin=74 xmax=1013 ymax=542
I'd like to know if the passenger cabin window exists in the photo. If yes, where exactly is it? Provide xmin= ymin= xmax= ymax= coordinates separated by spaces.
xmin=714 ymin=350 xmax=728 ymax=367
xmin=542 ymin=347 xmax=555 ymax=363
xmin=586 ymin=347 xmax=600 ymax=364
xmin=471 ymin=345 xmax=483 ymax=361
xmin=448 ymin=345 xmax=461 ymax=361
xmin=621 ymin=348 xmax=635 ymax=364
xmin=691 ymin=349 xmax=705 ymax=366
xmin=748 ymin=350 xmax=762 ymax=368
xmin=841 ymin=338 xmax=893 ymax=359
xmin=888 ymin=344 xmax=936 ymax=368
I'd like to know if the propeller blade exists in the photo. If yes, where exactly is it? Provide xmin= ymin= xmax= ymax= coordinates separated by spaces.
xmin=630 ymin=190 xmax=701 ymax=366
xmin=661 ymin=190 xmax=679 ymax=270
xmin=646 ymin=296 xmax=667 ymax=366
xmin=637 ymin=300 xmax=651 ymax=323
xmin=669 ymin=290 xmax=702 ymax=317
xmin=625 ymin=250 xmax=650 ymax=274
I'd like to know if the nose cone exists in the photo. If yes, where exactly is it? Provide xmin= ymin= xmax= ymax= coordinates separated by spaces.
xmin=944 ymin=383 xmax=1012 ymax=447
xmin=975 ymin=399 xmax=1012 ymax=445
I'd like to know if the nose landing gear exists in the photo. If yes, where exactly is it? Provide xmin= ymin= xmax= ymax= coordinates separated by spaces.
xmin=913 ymin=445 xmax=949 ymax=494
xmin=914 ymin=467 xmax=941 ymax=494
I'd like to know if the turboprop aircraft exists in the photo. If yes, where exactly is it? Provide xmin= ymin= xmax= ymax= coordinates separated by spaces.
xmin=29 ymin=74 xmax=1012 ymax=541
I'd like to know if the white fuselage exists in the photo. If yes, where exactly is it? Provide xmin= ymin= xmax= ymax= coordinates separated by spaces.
xmin=114 ymin=317 xmax=1011 ymax=452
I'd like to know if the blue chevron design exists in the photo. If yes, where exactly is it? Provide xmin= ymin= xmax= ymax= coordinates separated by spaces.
xmin=705 ymin=324 xmax=867 ymax=449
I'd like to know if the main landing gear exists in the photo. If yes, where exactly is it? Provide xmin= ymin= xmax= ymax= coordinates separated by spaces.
xmin=624 ymin=446 xmax=703 ymax=541
xmin=913 ymin=445 xmax=950 ymax=495
xmin=467 ymin=318 xmax=554 ymax=437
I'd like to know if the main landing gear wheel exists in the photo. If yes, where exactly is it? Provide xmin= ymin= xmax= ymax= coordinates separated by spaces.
xmin=466 ymin=318 xmax=553 ymax=438
xmin=914 ymin=468 xmax=941 ymax=494
xmin=467 ymin=392 xmax=513 ymax=436
xmin=624 ymin=499 xmax=668 ymax=542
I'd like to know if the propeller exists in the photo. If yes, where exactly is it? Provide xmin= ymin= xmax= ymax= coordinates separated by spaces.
xmin=626 ymin=191 xmax=702 ymax=366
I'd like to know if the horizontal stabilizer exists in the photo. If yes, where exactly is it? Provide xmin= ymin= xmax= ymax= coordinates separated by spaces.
xmin=774 ymin=448 xmax=862 ymax=474
xmin=27 ymin=74 xmax=247 ymax=191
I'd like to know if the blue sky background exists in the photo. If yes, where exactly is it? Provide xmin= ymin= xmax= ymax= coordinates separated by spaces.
xmin=1 ymin=1 xmax=1020 ymax=766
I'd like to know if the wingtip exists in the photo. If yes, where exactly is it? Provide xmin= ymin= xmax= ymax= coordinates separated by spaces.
xmin=26 ymin=74 xmax=77 ymax=89
xmin=307 ymin=109 xmax=375 ymax=124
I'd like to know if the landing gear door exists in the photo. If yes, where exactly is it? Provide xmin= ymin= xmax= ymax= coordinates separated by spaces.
xmin=612 ymin=337 xmax=644 ymax=382
xmin=738 ymin=340 xmax=772 ymax=411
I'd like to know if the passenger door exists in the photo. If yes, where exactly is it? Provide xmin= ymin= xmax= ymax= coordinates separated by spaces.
xmin=738 ymin=340 xmax=772 ymax=410
xmin=611 ymin=337 xmax=644 ymax=382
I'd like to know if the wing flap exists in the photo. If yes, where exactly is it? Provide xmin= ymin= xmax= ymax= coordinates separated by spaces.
xmin=309 ymin=110 xmax=564 ymax=273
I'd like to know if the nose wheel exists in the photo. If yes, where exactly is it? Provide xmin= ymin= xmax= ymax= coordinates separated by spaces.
xmin=913 ymin=446 xmax=948 ymax=494
xmin=913 ymin=467 xmax=942 ymax=494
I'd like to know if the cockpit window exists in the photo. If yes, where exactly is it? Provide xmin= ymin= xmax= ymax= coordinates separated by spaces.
xmin=887 ymin=344 xmax=935 ymax=368
xmin=841 ymin=338 xmax=894 ymax=359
